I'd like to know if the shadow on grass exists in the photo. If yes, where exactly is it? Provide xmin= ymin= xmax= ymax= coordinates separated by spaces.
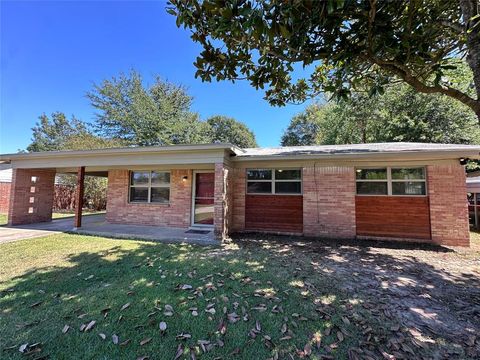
xmin=0 ymin=233 xmax=479 ymax=359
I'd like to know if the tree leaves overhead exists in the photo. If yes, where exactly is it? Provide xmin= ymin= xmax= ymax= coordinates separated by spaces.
xmin=168 ymin=0 xmax=480 ymax=118
xmin=87 ymin=70 xmax=209 ymax=146
xmin=281 ymin=82 xmax=480 ymax=146
xmin=206 ymin=115 xmax=258 ymax=147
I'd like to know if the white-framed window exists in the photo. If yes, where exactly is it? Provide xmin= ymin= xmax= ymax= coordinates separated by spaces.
xmin=246 ymin=169 xmax=302 ymax=195
xmin=356 ymin=167 xmax=426 ymax=196
xmin=129 ymin=171 xmax=170 ymax=203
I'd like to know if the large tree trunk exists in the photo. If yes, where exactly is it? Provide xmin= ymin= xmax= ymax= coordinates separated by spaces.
xmin=460 ymin=0 xmax=480 ymax=120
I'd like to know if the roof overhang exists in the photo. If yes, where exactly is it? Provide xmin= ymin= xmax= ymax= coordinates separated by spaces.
xmin=232 ymin=149 xmax=480 ymax=162
xmin=0 ymin=143 xmax=240 ymax=170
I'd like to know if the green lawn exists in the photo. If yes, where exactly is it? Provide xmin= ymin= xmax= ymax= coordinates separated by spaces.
xmin=0 ymin=235 xmax=387 ymax=360
xmin=1 ymin=233 xmax=478 ymax=359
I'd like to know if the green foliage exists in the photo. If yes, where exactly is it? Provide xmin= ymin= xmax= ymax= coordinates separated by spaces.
xmin=27 ymin=112 xmax=89 ymax=152
xmin=206 ymin=115 xmax=257 ymax=147
xmin=169 ymin=0 xmax=480 ymax=117
xmin=27 ymin=113 xmax=123 ymax=211
xmin=87 ymin=70 xmax=210 ymax=146
xmin=282 ymin=85 xmax=480 ymax=146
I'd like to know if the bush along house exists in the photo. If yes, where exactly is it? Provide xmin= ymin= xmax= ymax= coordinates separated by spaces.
xmin=0 ymin=142 xmax=477 ymax=247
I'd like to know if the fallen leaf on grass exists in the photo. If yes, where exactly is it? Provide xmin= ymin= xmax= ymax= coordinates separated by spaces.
xmin=176 ymin=333 xmax=192 ymax=340
xmin=337 ymin=331 xmax=344 ymax=342
xmin=121 ymin=302 xmax=130 ymax=311
xmin=99 ymin=333 xmax=106 ymax=340
xmin=140 ymin=337 xmax=152 ymax=346
xmin=120 ymin=339 xmax=130 ymax=346
xmin=174 ymin=344 xmax=184 ymax=360
xmin=19 ymin=343 xmax=28 ymax=353
xmin=62 ymin=325 xmax=70 ymax=334
xmin=85 ymin=320 xmax=96 ymax=332
xmin=30 ymin=301 xmax=43 ymax=308
xmin=112 ymin=334 xmax=119 ymax=344
xmin=159 ymin=321 xmax=167 ymax=332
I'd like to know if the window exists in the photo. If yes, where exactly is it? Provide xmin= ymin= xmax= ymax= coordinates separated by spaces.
xmin=246 ymin=169 xmax=302 ymax=195
xmin=356 ymin=167 xmax=426 ymax=196
xmin=129 ymin=171 xmax=170 ymax=203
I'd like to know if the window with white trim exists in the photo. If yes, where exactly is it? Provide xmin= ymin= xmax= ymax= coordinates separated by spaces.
xmin=129 ymin=171 xmax=170 ymax=203
xmin=356 ymin=167 xmax=426 ymax=196
xmin=246 ymin=169 xmax=302 ymax=194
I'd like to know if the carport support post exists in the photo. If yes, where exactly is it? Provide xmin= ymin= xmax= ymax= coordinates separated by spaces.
xmin=74 ymin=166 xmax=85 ymax=228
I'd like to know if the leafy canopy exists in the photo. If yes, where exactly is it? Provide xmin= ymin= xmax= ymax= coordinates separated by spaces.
xmin=206 ymin=115 xmax=257 ymax=147
xmin=281 ymin=85 xmax=480 ymax=146
xmin=87 ymin=70 xmax=210 ymax=146
xmin=87 ymin=70 xmax=257 ymax=148
xmin=168 ymin=0 xmax=480 ymax=118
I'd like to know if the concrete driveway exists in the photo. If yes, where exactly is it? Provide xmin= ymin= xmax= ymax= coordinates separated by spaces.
xmin=0 ymin=214 xmax=216 ymax=245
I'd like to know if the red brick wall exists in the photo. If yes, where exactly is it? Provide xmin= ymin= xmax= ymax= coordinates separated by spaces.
xmin=303 ymin=166 xmax=356 ymax=239
xmin=0 ymin=182 xmax=11 ymax=213
xmin=214 ymin=163 xmax=232 ymax=240
xmin=231 ymin=168 xmax=245 ymax=232
xmin=8 ymin=169 xmax=55 ymax=225
xmin=427 ymin=164 xmax=469 ymax=246
xmin=106 ymin=169 xmax=192 ymax=227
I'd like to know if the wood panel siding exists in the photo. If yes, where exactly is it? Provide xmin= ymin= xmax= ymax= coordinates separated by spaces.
xmin=245 ymin=195 xmax=303 ymax=233
xmin=355 ymin=196 xmax=431 ymax=239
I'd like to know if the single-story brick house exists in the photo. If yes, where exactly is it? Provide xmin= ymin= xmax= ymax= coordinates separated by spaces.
xmin=0 ymin=142 xmax=477 ymax=246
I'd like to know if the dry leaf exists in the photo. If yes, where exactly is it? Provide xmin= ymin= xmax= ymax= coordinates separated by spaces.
xmin=120 ymin=339 xmax=130 ymax=346
xmin=337 ymin=331 xmax=344 ymax=342
xmin=159 ymin=321 xmax=167 ymax=331
xmin=62 ymin=325 xmax=70 ymax=334
xmin=205 ymin=308 xmax=216 ymax=315
xmin=176 ymin=333 xmax=192 ymax=340
xmin=304 ymin=343 xmax=312 ymax=356
xmin=112 ymin=334 xmax=119 ymax=344
xmin=19 ymin=344 xmax=28 ymax=353
xmin=121 ymin=302 xmax=130 ymax=311
xmin=85 ymin=320 xmax=96 ymax=332
xmin=140 ymin=337 xmax=152 ymax=346
xmin=30 ymin=301 xmax=43 ymax=308
xmin=99 ymin=333 xmax=106 ymax=340
xmin=174 ymin=344 xmax=184 ymax=360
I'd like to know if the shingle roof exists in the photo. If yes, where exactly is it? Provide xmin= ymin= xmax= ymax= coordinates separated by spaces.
xmin=236 ymin=142 xmax=480 ymax=157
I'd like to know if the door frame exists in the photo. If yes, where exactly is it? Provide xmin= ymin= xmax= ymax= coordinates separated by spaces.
xmin=191 ymin=170 xmax=215 ymax=228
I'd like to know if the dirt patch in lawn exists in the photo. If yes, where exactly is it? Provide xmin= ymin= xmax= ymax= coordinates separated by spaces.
xmin=230 ymin=233 xmax=480 ymax=358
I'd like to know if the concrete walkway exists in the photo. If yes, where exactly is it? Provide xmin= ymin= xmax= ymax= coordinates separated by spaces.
xmin=0 ymin=214 xmax=217 ymax=245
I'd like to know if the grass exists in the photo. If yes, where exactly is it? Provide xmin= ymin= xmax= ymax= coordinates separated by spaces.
xmin=1 ymin=233 xmax=478 ymax=359
xmin=0 ymin=234 xmax=379 ymax=360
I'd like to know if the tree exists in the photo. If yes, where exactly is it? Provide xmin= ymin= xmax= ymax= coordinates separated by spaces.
xmin=206 ymin=115 xmax=257 ymax=147
xmin=27 ymin=113 xmax=124 ymax=211
xmin=27 ymin=112 xmax=89 ymax=152
xmin=168 ymin=0 xmax=480 ymax=120
xmin=281 ymin=85 xmax=480 ymax=146
xmin=87 ymin=70 xmax=210 ymax=146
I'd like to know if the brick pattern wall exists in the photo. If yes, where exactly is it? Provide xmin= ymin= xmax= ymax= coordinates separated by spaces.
xmin=427 ymin=164 xmax=469 ymax=246
xmin=303 ymin=166 xmax=356 ymax=238
xmin=8 ymin=169 xmax=55 ymax=225
xmin=106 ymin=169 xmax=192 ymax=227
xmin=214 ymin=163 xmax=232 ymax=240
xmin=0 ymin=182 xmax=11 ymax=213
xmin=231 ymin=168 xmax=246 ymax=232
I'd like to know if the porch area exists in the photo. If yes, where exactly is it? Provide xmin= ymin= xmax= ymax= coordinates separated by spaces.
xmin=0 ymin=213 xmax=217 ymax=245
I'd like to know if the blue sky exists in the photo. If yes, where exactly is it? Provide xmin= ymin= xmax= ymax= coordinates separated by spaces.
xmin=0 ymin=0 xmax=313 ymax=153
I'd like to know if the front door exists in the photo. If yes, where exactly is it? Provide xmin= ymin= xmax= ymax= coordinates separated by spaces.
xmin=192 ymin=172 xmax=215 ymax=226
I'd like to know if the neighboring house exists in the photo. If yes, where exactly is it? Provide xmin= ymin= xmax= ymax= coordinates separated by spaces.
xmin=0 ymin=142 xmax=477 ymax=246
xmin=0 ymin=166 xmax=12 ymax=213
